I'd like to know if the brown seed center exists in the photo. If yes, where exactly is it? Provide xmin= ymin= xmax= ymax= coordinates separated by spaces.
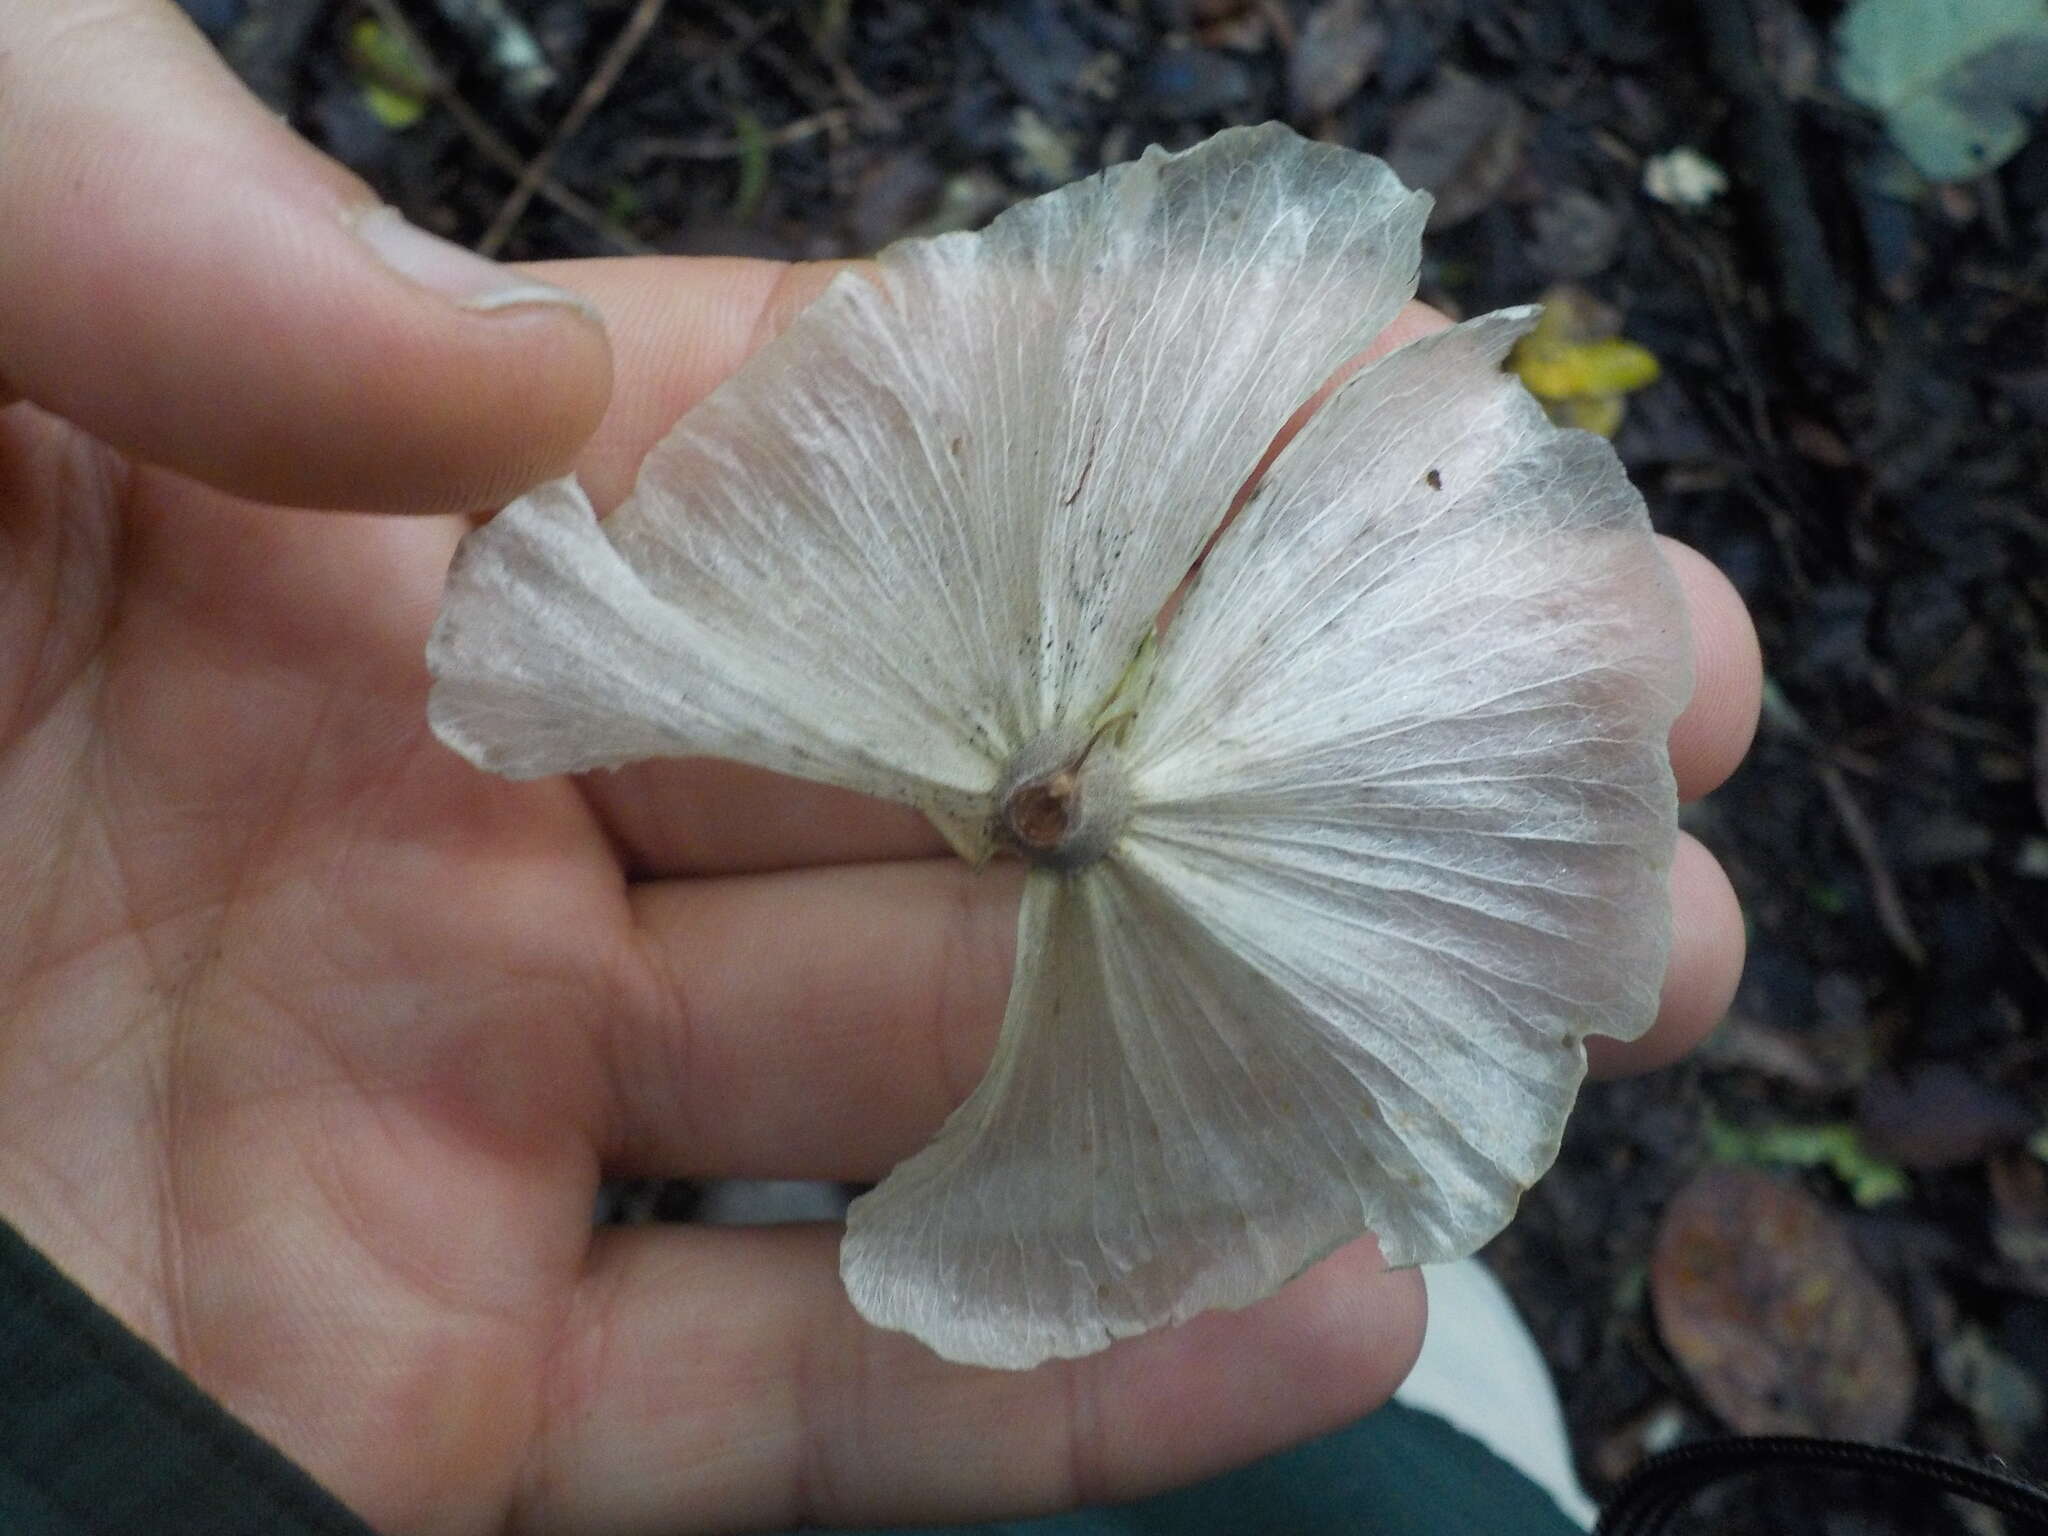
xmin=1004 ymin=771 xmax=1078 ymax=851
xmin=993 ymin=729 xmax=1132 ymax=870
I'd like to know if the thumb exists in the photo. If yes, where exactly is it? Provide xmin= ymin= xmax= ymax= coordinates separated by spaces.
xmin=0 ymin=1 xmax=612 ymax=512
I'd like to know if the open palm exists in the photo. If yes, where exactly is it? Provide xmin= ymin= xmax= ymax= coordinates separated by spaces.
xmin=0 ymin=213 xmax=1758 ymax=1536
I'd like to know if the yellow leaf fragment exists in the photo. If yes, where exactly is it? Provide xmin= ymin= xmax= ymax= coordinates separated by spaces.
xmin=362 ymin=83 xmax=429 ymax=130
xmin=1508 ymin=285 xmax=1661 ymax=436
xmin=350 ymin=19 xmax=433 ymax=131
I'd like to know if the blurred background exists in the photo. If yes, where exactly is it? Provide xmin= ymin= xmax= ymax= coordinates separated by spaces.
xmin=183 ymin=0 xmax=2047 ymax=1525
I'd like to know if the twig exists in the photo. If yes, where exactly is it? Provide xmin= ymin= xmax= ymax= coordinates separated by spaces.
xmin=479 ymin=0 xmax=670 ymax=257
xmin=1969 ymin=865 xmax=2048 ymax=990
xmin=1814 ymin=757 xmax=1926 ymax=968
xmin=1907 ymin=703 xmax=2025 ymax=751
xmin=1693 ymin=386 xmax=1813 ymax=594
xmin=1765 ymin=686 xmax=1927 ymax=968
xmin=635 ymin=107 xmax=855 ymax=162
xmin=1693 ymin=0 xmax=1860 ymax=369
xmin=630 ymin=87 xmax=943 ymax=163
xmin=362 ymin=0 xmax=654 ymax=256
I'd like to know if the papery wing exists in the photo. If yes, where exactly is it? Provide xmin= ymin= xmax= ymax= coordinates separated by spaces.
xmin=430 ymin=127 xmax=1428 ymax=824
xmin=844 ymin=858 xmax=1472 ymax=1369
xmin=1119 ymin=311 xmax=1691 ymax=1266
xmin=426 ymin=476 xmax=993 ymax=834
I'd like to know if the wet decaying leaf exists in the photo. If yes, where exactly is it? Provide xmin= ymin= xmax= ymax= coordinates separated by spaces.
xmin=1988 ymin=1150 xmax=2048 ymax=1293
xmin=1288 ymin=0 xmax=1385 ymax=119
xmin=1936 ymin=1323 xmax=2046 ymax=1455
xmin=1857 ymin=1062 xmax=2037 ymax=1170
xmin=1527 ymin=187 xmax=1623 ymax=280
xmin=1382 ymin=71 xmax=1525 ymax=230
xmin=1651 ymin=1167 xmax=1916 ymax=1438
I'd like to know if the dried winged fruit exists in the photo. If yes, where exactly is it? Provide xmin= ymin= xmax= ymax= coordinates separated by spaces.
xmin=427 ymin=124 xmax=1690 ymax=1369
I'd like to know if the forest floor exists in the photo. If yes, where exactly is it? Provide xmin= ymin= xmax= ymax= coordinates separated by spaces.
xmin=194 ymin=1 xmax=2048 ymax=1527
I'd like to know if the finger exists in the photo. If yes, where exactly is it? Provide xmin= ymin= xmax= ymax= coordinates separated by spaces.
xmin=1660 ymin=538 xmax=1762 ymax=801
xmin=528 ymin=255 xmax=850 ymax=513
xmin=515 ymin=1224 xmax=1422 ymax=1535
xmin=604 ymin=825 xmax=1743 ymax=1179
xmin=607 ymin=859 xmax=1018 ymax=1179
xmin=589 ymin=756 xmax=942 ymax=880
xmin=0 ymin=0 xmax=609 ymax=511
xmin=1586 ymin=832 xmax=1743 ymax=1078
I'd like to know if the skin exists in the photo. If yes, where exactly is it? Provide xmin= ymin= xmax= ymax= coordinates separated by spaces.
xmin=0 ymin=4 xmax=1763 ymax=1533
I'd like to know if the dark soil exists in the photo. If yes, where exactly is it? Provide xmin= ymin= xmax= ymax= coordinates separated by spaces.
xmin=193 ymin=0 xmax=2048 ymax=1520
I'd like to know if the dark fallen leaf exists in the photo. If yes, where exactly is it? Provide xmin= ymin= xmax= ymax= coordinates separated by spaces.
xmin=1527 ymin=188 xmax=1623 ymax=279
xmin=1651 ymin=1167 xmax=1916 ymax=1438
xmin=1786 ymin=414 xmax=1855 ymax=467
xmin=969 ymin=0 xmax=1095 ymax=115
xmin=1860 ymin=1064 xmax=2036 ymax=1168
xmin=1288 ymin=0 xmax=1387 ymax=118
xmin=1936 ymin=1325 xmax=2046 ymax=1456
xmin=1377 ymin=11 xmax=1438 ymax=95
xmin=1383 ymin=71 xmax=1526 ymax=230
xmin=849 ymin=150 xmax=943 ymax=252
xmin=1879 ymin=571 xmax=1971 ymax=676
xmin=1196 ymin=3 xmax=1270 ymax=52
xmin=1989 ymin=1151 xmax=2048 ymax=1293
xmin=1698 ymin=1014 xmax=1843 ymax=1092
xmin=1140 ymin=44 xmax=1256 ymax=119
xmin=1752 ymin=0 xmax=1822 ymax=98
xmin=1998 ymin=367 xmax=2048 ymax=426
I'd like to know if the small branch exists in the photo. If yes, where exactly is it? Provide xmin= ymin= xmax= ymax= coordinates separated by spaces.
xmin=1813 ymin=757 xmax=1926 ymax=968
xmin=1693 ymin=0 xmax=1860 ymax=369
xmin=633 ymin=107 xmax=853 ymax=162
xmin=362 ymin=0 xmax=654 ymax=256
xmin=1765 ymin=686 xmax=1926 ymax=968
xmin=630 ymin=87 xmax=943 ymax=163
xmin=479 ymin=0 xmax=670 ymax=257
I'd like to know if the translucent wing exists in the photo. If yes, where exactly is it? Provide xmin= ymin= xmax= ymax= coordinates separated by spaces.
xmin=428 ymin=126 xmax=1427 ymax=838
xmin=1121 ymin=311 xmax=1692 ymax=1266
xmin=845 ymin=314 xmax=1689 ymax=1369
xmin=426 ymin=476 xmax=992 ymax=831
xmin=844 ymin=857 xmax=1479 ymax=1368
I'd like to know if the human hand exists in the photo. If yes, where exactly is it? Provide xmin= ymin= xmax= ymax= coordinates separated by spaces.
xmin=0 ymin=5 xmax=1760 ymax=1533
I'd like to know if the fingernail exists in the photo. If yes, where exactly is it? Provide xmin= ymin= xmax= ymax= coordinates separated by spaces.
xmin=350 ymin=206 xmax=603 ymax=324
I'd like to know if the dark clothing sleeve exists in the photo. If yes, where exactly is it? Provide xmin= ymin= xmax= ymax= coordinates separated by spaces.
xmin=819 ymin=1401 xmax=1587 ymax=1536
xmin=1 ymin=1214 xmax=1581 ymax=1536
xmin=0 ymin=1216 xmax=377 ymax=1536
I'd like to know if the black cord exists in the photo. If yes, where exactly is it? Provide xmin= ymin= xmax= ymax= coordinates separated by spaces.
xmin=1595 ymin=1435 xmax=2048 ymax=1535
